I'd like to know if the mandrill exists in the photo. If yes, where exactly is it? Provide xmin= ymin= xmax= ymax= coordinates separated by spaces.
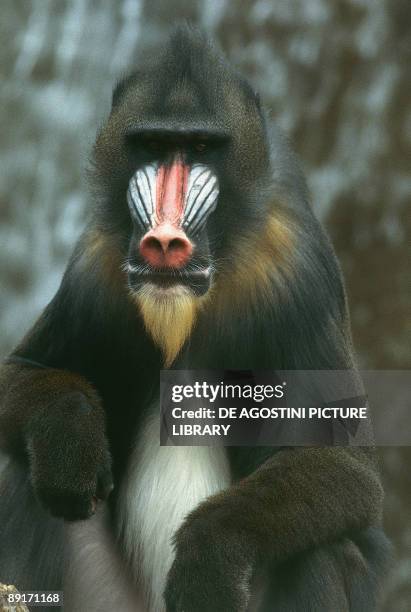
xmin=0 ymin=25 xmax=390 ymax=612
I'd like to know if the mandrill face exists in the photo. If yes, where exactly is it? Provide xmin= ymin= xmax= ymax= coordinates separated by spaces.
xmin=92 ymin=30 xmax=271 ymax=363
xmin=93 ymin=34 xmax=270 ymax=305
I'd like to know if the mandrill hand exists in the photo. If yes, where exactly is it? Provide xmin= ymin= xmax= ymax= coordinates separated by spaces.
xmin=26 ymin=385 xmax=113 ymax=521
xmin=164 ymin=501 xmax=256 ymax=612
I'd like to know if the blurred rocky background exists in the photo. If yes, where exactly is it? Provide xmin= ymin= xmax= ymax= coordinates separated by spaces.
xmin=0 ymin=0 xmax=410 ymax=609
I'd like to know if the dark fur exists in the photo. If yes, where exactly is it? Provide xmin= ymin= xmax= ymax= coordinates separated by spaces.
xmin=0 ymin=26 xmax=391 ymax=611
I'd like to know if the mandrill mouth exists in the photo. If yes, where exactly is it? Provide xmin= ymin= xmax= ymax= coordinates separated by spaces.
xmin=127 ymin=262 xmax=212 ymax=297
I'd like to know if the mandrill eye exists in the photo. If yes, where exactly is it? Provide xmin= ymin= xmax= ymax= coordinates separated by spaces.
xmin=194 ymin=142 xmax=208 ymax=153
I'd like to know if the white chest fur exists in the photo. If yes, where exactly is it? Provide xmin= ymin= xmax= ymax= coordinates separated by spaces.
xmin=117 ymin=409 xmax=231 ymax=612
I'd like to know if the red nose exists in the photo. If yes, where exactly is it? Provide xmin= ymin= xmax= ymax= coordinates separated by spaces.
xmin=139 ymin=223 xmax=193 ymax=269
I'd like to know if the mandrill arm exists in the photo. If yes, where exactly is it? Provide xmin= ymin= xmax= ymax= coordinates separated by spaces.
xmin=165 ymin=446 xmax=384 ymax=612
xmin=0 ymin=361 xmax=113 ymax=520
xmin=0 ymin=228 xmax=135 ymax=520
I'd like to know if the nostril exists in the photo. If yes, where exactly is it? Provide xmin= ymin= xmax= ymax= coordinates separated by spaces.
xmin=143 ymin=236 xmax=164 ymax=254
xmin=168 ymin=238 xmax=188 ymax=252
xmin=165 ymin=238 xmax=193 ymax=269
xmin=139 ymin=236 xmax=166 ymax=268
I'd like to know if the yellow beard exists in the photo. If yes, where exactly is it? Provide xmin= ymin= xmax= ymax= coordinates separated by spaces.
xmin=136 ymin=284 xmax=197 ymax=367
